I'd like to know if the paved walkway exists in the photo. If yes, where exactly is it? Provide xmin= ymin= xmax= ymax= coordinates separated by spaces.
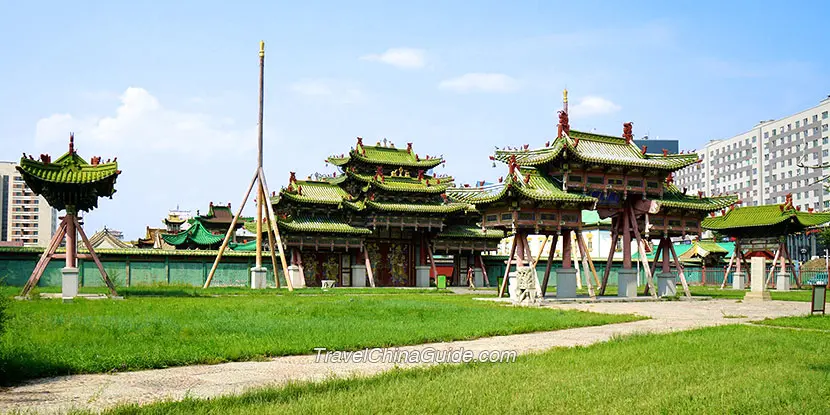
xmin=0 ymin=299 xmax=809 ymax=414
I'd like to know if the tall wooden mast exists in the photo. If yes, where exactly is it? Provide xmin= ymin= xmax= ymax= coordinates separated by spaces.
xmin=204 ymin=41 xmax=293 ymax=290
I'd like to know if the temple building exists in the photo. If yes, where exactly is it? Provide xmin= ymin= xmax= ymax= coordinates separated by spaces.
xmin=469 ymin=90 xmax=737 ymax=298
xmin=260 ymin=138 xmax=503 ymax=287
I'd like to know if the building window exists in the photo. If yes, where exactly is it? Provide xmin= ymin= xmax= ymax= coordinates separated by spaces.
xmin=823 ymin=111 xmax=828 ymax=119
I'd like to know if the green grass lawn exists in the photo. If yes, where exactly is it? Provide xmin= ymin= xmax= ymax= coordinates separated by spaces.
xmin=755 ymin=314 xmax=830 ymax=330
xmin=0 ymin=292 xmax=640 ymax=384
xmin=0 ymin=285 xmax=454 ymax=298
xmin=687 ymin=285 xmax=813 ymax=302
xmin=102 ymin=323 xmax=830 ymax=414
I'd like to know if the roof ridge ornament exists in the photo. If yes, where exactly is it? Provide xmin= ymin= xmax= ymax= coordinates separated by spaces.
xmin=69 ymin=132 xmax=75 ymax=154
xmin=623 ymin=122 xmax=634 ymax=144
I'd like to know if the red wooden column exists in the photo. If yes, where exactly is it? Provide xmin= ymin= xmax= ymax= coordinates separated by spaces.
xmin=65 ymin=212 xmax=77 ymax=269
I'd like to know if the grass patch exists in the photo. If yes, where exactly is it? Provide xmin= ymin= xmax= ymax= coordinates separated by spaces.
xmin=687 ymin=285 xmax=813 ymax=302
xmin=0 ymin=285 xmax=454 ymax=298
xmin=0 ymin=293 xmax=640 ymax=384
xmin=755 ymin=314 xmax=830 ymax=330
xmin=101 ymin=324 xmax=830 ymax=414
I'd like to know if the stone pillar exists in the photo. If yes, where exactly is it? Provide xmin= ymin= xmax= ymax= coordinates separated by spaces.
xmin=250 ymin=266 xmax=267 ymax=289
xmin=556 ymin=269 xmax=577 ymax=298
xmin=350 ymin=264 xmax=366 ymax=287
xmin=617 ymin=269 xmax=638 ymax=298
xmin=61 ymin=267 xmax=79 ymax=303
xmin=657 ymin=271 xmax=677 ymax=297
xmin=657 ymin=238 xmax=675 ymax=297
xmin=775 ymin=272 xmax=791 ymax=291
xmin=473 ymin=268 xmax=484 ymax=287
xmin=288 ymin=265 xmax=306 ymax=288
xmin=732 ymin=272 xmax=746 ymax=290
xmin=745 ymin=256 xmax=771 ymax=301
xmin=415 ymin=265 xmax=431 ymax=287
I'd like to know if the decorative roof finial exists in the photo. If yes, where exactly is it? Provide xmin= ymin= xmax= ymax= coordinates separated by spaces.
xmin=557 ymin=110 xmax=570 ymax=139
xmin=289 ymin=171 xmax=297 ymax=184
xmin=69 ymin=132 xmax=75 ymax=154
xmin=407 ymin=142 xmax=413 ymax=153
xmin=259 ymin=40 xmax=265 ymax=58
xmin=622 ymin=122 xmax=634 ymax=144
xmin=563 ymin=88 xmax=568 ymax=114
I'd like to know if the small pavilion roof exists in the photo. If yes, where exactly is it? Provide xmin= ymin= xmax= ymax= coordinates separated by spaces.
xmin=16 ymin=134 xmax=121 ymax=212
xmin=446 ymin=167 xmax=596 ymax=207
xmin=162 ymin=221 xmax=224 ymax=247
xmin=657 ymin=184 xmax=739 ymax=212
xmin=337 ymin=170 xmax=454 ymax=194
xmin=244 ymin=215 xmax=372 ymax=235
xmin=701 ymin=194 xmax=830 ymax=238
xmin=493 ymin=130 xmax=699 ymax=170
xmin=276 ymin=179 xmax=354 ymax=205
xmin=327 ymin=139 xmax=444 ymax=169
xmin=87 ymin=227 xmax=132 ymax=249
xmin=677 ymin=241 xmax=729 ymax=260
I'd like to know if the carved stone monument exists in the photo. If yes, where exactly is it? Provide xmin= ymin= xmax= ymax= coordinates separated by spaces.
xmin=513 ymin=267 xmax=539 ymax=304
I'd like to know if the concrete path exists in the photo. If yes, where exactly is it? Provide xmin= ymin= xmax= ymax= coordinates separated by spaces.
xmin=0 ymin=299 xmax=809 ymax=414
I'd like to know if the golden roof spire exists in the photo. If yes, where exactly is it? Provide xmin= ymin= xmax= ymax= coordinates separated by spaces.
xmin=563 ymin=88 xmax=568 ymax=103
xmin=259 ymin=40 xmax=265 ymax=57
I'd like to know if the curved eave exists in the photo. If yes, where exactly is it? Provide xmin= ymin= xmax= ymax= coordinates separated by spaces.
xmin=365 ymin=200 xmax=468 ymax=214
xmin=16 ymin=158 xmax=120 ymax=185
xmin=345 ymin=171 xmax=451 ymax=193
xmin=349 ymin=149 xmax=444 ymax=168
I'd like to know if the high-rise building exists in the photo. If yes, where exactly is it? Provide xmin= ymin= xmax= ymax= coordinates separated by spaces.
xmin=0 ymin=161 xmax=58 ymax=247
xmin=675 ymin=95 xmax=830 ymax=211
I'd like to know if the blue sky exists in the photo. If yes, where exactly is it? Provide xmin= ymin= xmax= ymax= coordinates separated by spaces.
xmin=1 ymin=0 xmax=828 ymax=239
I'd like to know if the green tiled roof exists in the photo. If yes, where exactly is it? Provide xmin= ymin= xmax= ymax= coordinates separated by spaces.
xmin=678 ymin=241 xmax=728 ymax=260
xmin=657 ymin=184 xmax=738 ymax=212
xmin=16 ymin=144 xmax=121 ymax=212
xmin=582 ymin=210 xmax=612 ymax=228
xmin=345 ymin=171 xmax=453 ymax=193
xmin=279 ymin=215 xmax=372 ymax=235
xmin=17 ymin=152 xmax=120 ymax=185
xmin=229 ymin=240 xmax=259 ymax=251
xmin=365 ymin=200 xmax=469 ymax=214
xmin=447 ymin=167 xmax=596 ymax=206
xmin=633 ymin=241 xmax=735 ymax=261
xmin=701 ymin=204 xmax=830 ymax=237
xmin=162 ymin=221 xmax=224 ymax=247
xmin=437 ymin=225 xmax=506 ymax=239
xmin=277 ymin=180 xmax=353 ymax=205
xmin=328 ymin=142 xmax=444 ymax=168
xmin=493 ymin=130 xmax=699 ymax=170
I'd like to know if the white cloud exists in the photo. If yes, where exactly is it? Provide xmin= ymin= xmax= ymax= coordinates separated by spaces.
xmin=32 ymin=87 xmax=259 ymax=239
xmin=360 ymin=48 xmax=426 ymax=69
xmin=35 ymin=87 xmax=254 ymax=156
xmin=568 ymin=96 xmax=621 ymax=117
xmin=438 ymin=73 xmax=520 ymax=93
xmin=289 ymin=79 xmax=366 ymax=104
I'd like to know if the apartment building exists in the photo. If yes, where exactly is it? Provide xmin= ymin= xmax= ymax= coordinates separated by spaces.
xmin=0 ymin=161 xmax=57 ymax=247
xmin=675 ymin=96 xmax=830 ymax=211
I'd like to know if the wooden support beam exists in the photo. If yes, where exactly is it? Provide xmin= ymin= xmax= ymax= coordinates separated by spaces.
xmin=498 ymin=235 xmax=518 ymax=298
xmin=575 ymin=233 xmax=596 ymax=299
xmin=579 ymin=232 xmax=601 ymax=288
xmin=476 ymin=254 xmax=489 ymax=288
xmin=784 ymin=243 xmax=801 ymax=289
xmin=541 ymin=233 xmax=558 ymax=297
xmin=628 ymin=208 xmax=657 ymax=298
xmin=21 ymin=218 xmax=67 ymax=296
xmin=50 ymin=253 xmax=93 ymax=260
xmin=364 ymin=248 xmax=376 ymax=287
xmin=261 ymin=183 xmax=280 ymax=289
xmin=765 ymin=245 xmax=781 ymax=288
xmin=669 ymin=242 xmax=692 ymax=298
xmin=258 ymin=168 xmax=293 ymax=291
xmin=720 ymin=249 xmax=736 ymax=289
xmin=204 ymin=171 xmax=258 ymax=288
xmin=599 ymin=219 xmax=621 ymax=295
xmin=74 ymin=216 xmax=118 ymax=296
xmin=645 ymin=238 xmax=664 ymax=296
